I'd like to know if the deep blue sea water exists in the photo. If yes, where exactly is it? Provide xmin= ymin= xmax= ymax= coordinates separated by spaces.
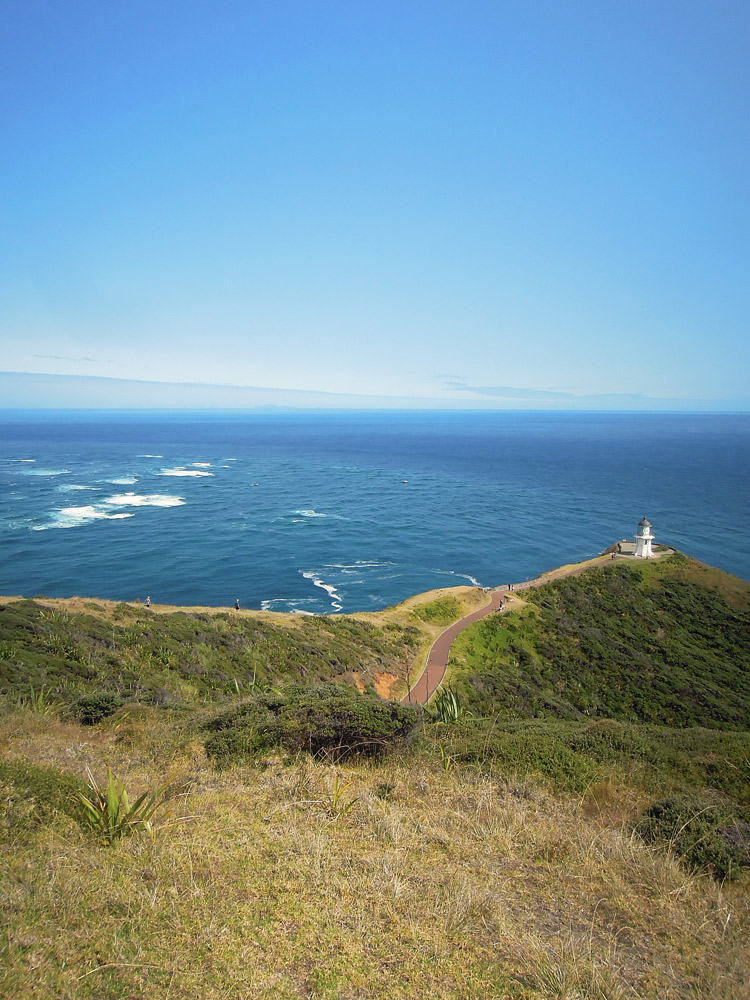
xmin=1 ymin=410 xmax=748 ymax=614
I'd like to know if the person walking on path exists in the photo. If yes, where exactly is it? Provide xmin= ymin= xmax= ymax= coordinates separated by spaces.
xmin=144 ymin=595 xmax=151 ymax=609
xmin=234 ymin=598 xmax=240 ymax=611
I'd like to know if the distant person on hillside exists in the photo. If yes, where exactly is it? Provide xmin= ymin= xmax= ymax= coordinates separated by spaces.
xmin=234 ymin=598 xmax=240 ymax=611
xmin=144 ymin=595 xmax=151 ymax=609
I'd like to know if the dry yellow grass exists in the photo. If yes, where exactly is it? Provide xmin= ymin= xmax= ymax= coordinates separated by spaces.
xmin=1 ymin=706 xmax=748 ymax=999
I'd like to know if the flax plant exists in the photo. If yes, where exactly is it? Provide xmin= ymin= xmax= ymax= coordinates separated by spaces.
xmin=431 ymin=685 xmax=463 ymax=724
xmin=77 ymin=765 xmax=172 ymax=844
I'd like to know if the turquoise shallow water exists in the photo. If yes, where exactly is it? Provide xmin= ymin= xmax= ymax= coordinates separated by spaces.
xmin=1 ymin=410 xmax=748 ymax=613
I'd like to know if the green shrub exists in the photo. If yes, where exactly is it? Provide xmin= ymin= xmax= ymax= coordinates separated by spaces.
xmin=73 ymin=693 xmax=123 ymax=725
xmin=429 ymin=722 xmax=599 ymax=792
xmin=632 ymin=795 xmax=747 ymax=881
xmin=0 ymin=758 xmax=88 ymax=837
xmin=566 ymin=719 xmax=648 ymax=764
xmin=202 ymin=685 xmax=420 ymax=766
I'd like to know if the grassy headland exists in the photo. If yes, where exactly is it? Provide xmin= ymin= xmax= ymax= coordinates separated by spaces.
xmin=1 ymin=553 xmax=749 ymax=998
xmin=447 ymin=553 xmax=750 ymax=729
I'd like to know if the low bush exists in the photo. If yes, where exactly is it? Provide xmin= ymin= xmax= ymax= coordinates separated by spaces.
xmin=202 ymin=684 xmax=420 ymax=765
xmin=429 ymin=721 xmax=599 ymax=792
xmin=72 ymin=693 xmax=123 ymax=725
xmin=566 ymin=719 xmax=648 ymax=763
xmin=0 ymin=758 xmax=87 ymax=837
xmin=632 ymin=794 xmax=748 ymax=881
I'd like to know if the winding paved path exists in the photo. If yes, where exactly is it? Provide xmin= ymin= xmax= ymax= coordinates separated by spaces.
xmin=401 ymin=552 xmax=625 ymax=705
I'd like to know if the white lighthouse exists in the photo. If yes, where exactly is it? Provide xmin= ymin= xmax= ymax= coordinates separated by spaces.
xmin=634 ymin=516 xmax=654 ymax=558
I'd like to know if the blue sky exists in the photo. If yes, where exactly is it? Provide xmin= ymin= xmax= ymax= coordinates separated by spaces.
xmin=1 ymin=1 xmax=748 ymax=408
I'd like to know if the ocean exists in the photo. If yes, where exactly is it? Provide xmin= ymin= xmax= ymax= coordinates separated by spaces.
xmin=1 ymin=410 xmax=748 ymax=614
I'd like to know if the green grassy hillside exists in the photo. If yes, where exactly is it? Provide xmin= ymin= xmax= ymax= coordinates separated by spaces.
xmin=449 ymin=554 xmax=750 ymax=728
xmin=0 ymin=598 xmax=422 ymax=706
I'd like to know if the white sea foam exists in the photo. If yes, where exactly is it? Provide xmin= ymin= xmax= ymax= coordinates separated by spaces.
xmin=17 ymin=458 xmax=36 ymax=462
xmin=20 ymin=468 xmax=70 ymax=477
xmin=57 ymin=484 xmax=101 ymax=492
xmin=32 ymin=490 xmax=185 ymax=530
xmin=138 ymin=454 xmax=163 ymax=458
xmin=301 ymin=570 xmax=343 ymax=612
xmin=159 ymin=467 xmax=213 ymax=478
xmin=260 ymin=598 xmax=318 ymax=615
xmin=104 ymin=492 xmax=185 ymax=508
xmin=325 ymin=561 xmax=392 ymax=569
xmin=34 ymin=506 xmax=135 ymax=529
xmin=108 ymin=476 xmax=138 ymax=485
xmin=294 ymin=509 xmax=328 ymax=518
xmin=191 ymin=462 xmax=212 ymax=468
xmin=3 ymin=516 xmax=36 ymax=530
xmin=434 ymin=569 xmax=483 ymax=587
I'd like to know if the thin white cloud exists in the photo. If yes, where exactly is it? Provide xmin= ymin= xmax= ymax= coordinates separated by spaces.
xmin=445 ymin=381 xmax=576 ymax=400
xmin=33 ymin=354 xmax=107 ymax=363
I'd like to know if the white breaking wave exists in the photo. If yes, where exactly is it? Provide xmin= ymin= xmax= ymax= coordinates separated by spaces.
xmin=57 ymin=484 xmax=101 ymax=492
xmin=294 ymin=509 xmax=328 ymax=518
xmin=104 ymin=492 xmax=185 ymax=508
xmin=260 ymin=597 xmax=318 ymax=615
xmin=20 ymin=468 xmax=70 ymax=476
xmin=433 ymin=569 xmax=483 ymax=587
xmin=138 ymin=454 xmax=163 ymax=458
xmin=301 ymin=570 xmax=343 ymax=612
xmin=191 ymin=462 xmax=212 ymax=467
xmin=32 ymin=491 xmax=185 ymax=530
xmin=159 ymin=467 xmax=213 ymax=477
xmin=108 ymin=476 xmax=138 ymax=485
xmin=34 ymin=506 xmax=135 ymax=530
xmin=17 ymin=458 xmax=36 ymax=462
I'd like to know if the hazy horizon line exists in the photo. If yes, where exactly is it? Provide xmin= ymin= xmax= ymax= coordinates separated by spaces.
xmin=1 ymin=369 xmax=748 ymax=413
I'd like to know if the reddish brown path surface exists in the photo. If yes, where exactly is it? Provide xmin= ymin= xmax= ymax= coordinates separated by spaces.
xmin=402 ymin=589 xmax=505 ymax=705
xmin=401 ymin=552 xmax=624 ymax=706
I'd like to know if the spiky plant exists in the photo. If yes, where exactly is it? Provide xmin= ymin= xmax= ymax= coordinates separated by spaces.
xmin=77 ymin=766 xmax=172 ymax=845
xmin=431 ymin=685 xmax=463 ymax=724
